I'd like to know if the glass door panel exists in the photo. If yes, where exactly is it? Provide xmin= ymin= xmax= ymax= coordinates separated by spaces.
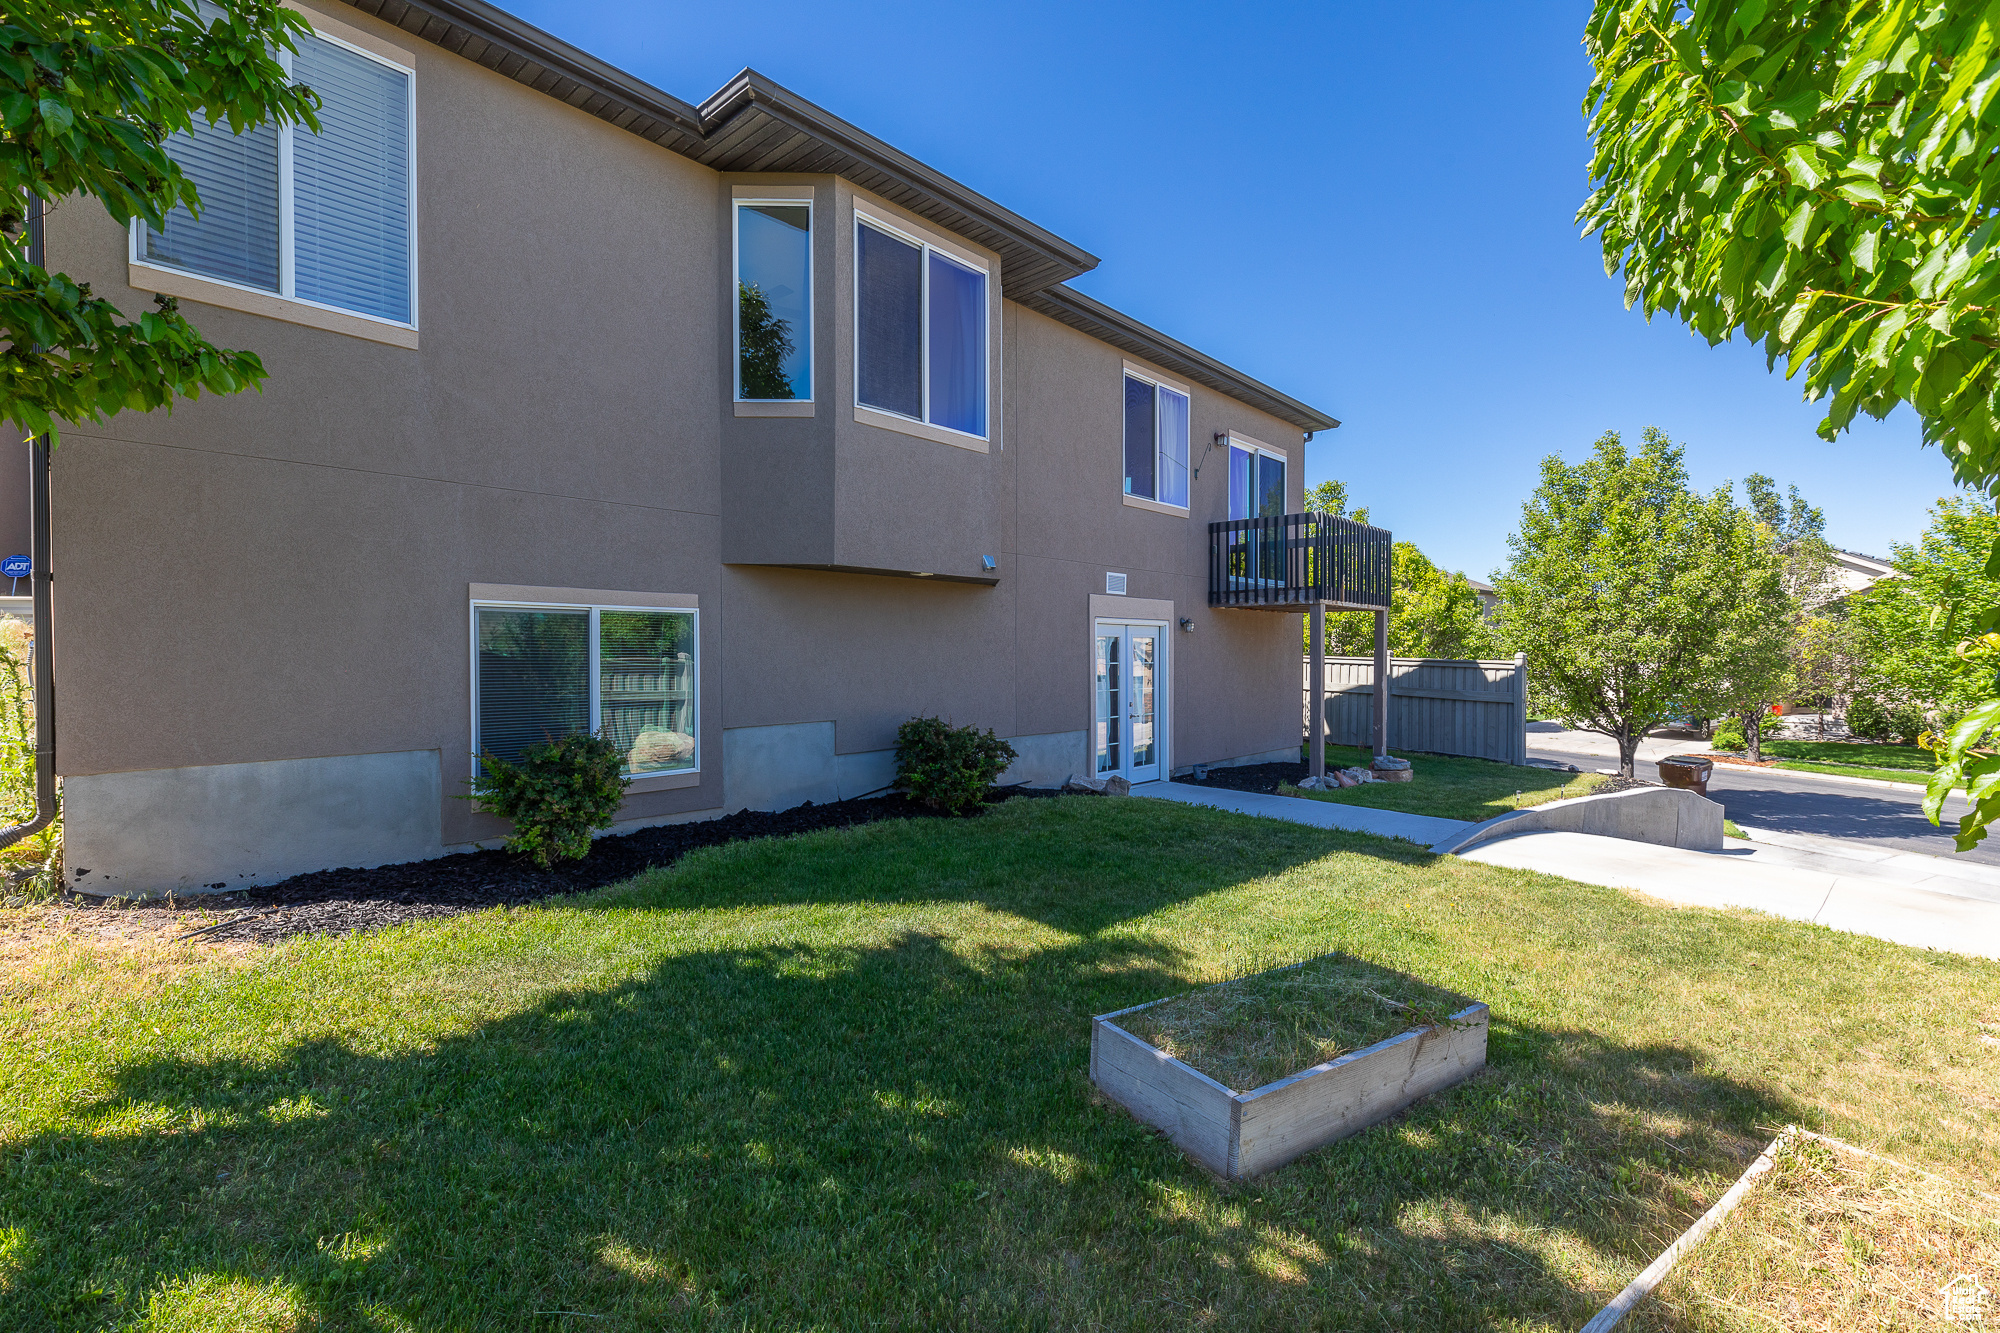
xmin=1095 ymin=632 xmax=1122 ymax=775
xmin=1095 ymin=622 xmax=1164 ymax=784
xmin=1128 ymin=628 xmax=1160 ymax=782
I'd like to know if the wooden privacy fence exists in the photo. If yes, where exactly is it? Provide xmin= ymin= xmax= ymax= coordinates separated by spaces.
xmin=1307 ymin=654 xmax=1528 ymax=766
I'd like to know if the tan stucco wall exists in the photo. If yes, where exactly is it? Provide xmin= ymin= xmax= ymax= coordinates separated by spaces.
xmin=39 ymin=0 xmax=1317 ymax=873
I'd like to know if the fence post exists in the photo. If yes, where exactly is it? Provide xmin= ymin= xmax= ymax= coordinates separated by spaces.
xmin=1513 ymin=651 xmax=1528 ymax=766
xmin=1372 ymin=610 xmax=1390 ymax=757
xmin=1309 ymin=602 xmax=1326 ymax=779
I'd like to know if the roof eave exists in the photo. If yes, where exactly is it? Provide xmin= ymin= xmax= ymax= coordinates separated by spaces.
xmin=1019 ymin=285 xmax=1340 ymax=434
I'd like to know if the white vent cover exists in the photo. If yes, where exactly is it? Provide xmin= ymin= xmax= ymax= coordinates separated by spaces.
xmin=1105 ymin=572 xmax=1128 ymax=595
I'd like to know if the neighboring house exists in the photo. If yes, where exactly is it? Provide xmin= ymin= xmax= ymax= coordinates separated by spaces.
xmin=1465 ymin=578 xmax=1499 ymax=619
xmin=1829 ymin=548 xmax=1895 ymax=597
xmin=28 ymin=0 xmax=1383 ymax=896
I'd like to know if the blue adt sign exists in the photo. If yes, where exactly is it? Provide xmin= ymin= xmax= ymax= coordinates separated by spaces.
xmin=1 ymin=556 xmax=30 ymax=579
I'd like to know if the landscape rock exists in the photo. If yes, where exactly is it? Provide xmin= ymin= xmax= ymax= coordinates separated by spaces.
xmin=1064 ymin=773 xmax=1108 ymax=794
xmin=1102 ymin=775 xmax=1131 ymax=796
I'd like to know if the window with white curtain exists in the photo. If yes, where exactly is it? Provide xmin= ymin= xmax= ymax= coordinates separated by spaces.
xmin=473 ymin=603 xmax=698 ymax=778
xmin=1123 ymin=371 xmax=1190 ymax=508
xmin=140 ymin=21 xmax=414 ymax=326
xmin=855 ymin=214 xmax=988 ymax=438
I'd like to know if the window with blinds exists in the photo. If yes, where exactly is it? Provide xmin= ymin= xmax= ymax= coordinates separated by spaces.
xmin=855 ymin=214 xmax=988 ymax=438
xmin=474 ymin=604 xmax=698 ymax=777
xmin=142 ymin=25 xmax=414 ymax=326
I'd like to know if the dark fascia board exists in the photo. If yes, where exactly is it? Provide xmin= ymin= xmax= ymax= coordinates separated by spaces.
xmin=1019 ymin=285 xmax=1341 ymax=434
xmin=341 ymin=0 xmax=1097 ymax=293
xmin=693 ymin=72 xmax=1099 ymax=297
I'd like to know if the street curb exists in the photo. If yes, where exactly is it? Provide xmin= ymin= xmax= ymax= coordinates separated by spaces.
xmin=1706 ymin=759 xmax=1942 ymax=795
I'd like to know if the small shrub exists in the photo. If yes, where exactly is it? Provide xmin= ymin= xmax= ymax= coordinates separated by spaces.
xmin=1887 ymin=702 xmax=1927 ymax=747
xmin=467 ymin=731 xmax=627 ymax=867
xmin=1709 ymin=718 xmax=1747 ymax=751
xmin=895 ymin=716 xmax=1017 ymax=815
xmin=1845 ymin=695 xmax=1891 ymax=742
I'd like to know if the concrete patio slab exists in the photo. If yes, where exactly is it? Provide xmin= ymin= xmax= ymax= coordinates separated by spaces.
xmin=1132 ymin=781 xmax=1470 ymax=846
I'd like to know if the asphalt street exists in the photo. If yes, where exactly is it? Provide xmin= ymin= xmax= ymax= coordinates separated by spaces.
xmin=1530 ymin=742 xmax=2000 ymax=868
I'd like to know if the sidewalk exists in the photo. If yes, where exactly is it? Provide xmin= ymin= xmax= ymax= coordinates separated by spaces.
xmin=1135 ymin=779 xmax=2000 ymax=960
xmin=1458 ymin=829 xmax=2000 ymax=959
xmin=1133 ymin=781 xmax=1470 ymax=846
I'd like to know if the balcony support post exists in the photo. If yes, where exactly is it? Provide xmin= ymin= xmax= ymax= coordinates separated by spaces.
xmin=1372 ymin=608 xmax=1389 ymax=757
xmin=1308 ymin=600 xmax=1326 ymax=780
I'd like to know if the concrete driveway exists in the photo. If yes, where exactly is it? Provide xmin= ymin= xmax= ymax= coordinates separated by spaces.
xmin=1526 ymin=723 xmax=2000 ymax=869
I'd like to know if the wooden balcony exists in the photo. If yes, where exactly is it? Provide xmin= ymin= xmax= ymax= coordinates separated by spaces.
xmin=1209 ymin=513 xmax=1392 ymax=611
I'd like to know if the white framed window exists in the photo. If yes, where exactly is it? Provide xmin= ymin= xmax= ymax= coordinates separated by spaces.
xmin=735 ymin=198 xmax=811 ymax=401
xmin=854 ymin=211 xmax=989 ymax=439
xmin=1227 ymin=434 xmax=1288 ymax=520
xmin=132 ymin=12 xmax=416 ymax=329
xmin=471 ymin=601 xmax=698 ymax=779
xmin=1122 ymin=368 xmax=1190 ymax=509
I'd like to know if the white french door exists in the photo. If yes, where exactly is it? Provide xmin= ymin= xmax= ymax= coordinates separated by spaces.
xmin=1094 ymin=621 xmax=1165 ymax=784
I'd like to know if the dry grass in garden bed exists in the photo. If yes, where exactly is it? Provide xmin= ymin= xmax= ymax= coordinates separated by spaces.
xmin=1117 ymin=953 xmax=1474 ymax=1091
xmin=1629 ymin=1133 xmax=2000 ymax=1331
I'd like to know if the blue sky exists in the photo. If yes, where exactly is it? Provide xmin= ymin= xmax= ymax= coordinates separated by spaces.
xmin=510 ymin=0 xmax=1965 ymax=577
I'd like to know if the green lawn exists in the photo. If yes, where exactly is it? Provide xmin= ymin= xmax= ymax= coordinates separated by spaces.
xmin=1288 ymin=744 xmax=1605 ymax=822
xmin=1723 ymin=740 xmax=1948 ymax=788
xmin=3 ymin=797 xmax=1995 ymax=1331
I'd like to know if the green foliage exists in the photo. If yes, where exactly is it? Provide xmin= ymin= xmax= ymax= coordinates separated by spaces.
xmin=1304 ymin=478 xmax=1367 ymax=526
xmin=467 ymin=732 xmax=627 ymax=868
xmin=1846 ymin=694 xmax=1892 ymax=741
xmin=1848 ymin=495 xmax=2000 ymax=715
xmin=894 ymin=716 xmax=1016 ymax=815
xmin=1580 ymin=1 xmax=2000 ymax=493
xmin=737 ymin=281 xmax=796 ymax=400
xmin=1494 ymin=427 xmax=1786 ymax=776
xmin=1710 ymin=717 xmax=1748 ymax=751
xmin=1315 ymin=541 xmax=1498 ymax=660
xmin=0 ymin=0 xmax=320 ymax=437
xmin=0 ymin=616 xmax=56 ymax=884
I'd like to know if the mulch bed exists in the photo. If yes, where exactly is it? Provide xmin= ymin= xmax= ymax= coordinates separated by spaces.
xmin=68 ymin=788 xmax=1056 ymax=946
xmin=1181 ymin=760 xmax=1656 ymax=798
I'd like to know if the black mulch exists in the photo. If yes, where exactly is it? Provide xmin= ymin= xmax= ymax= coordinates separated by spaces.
xmin=1178 ymin=761 xmax=1311 ymax=794
xmin=79 ymin=787 xmax=1060 ymax=945
xmin=1178 ymin=759 xmax=1658 ymax=798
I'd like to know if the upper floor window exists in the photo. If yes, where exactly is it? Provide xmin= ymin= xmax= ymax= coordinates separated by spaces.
xmin=1228 ymin=436 xmax=1287 ymax=519
xmin=140 ymin=20 xmax=414 ymax=326
xmin=1123 ymin=371 xmax=1190 ymax=508
xmin=855 ymin=214 xmax=988 ymax=438
xmin=736 ymin=201 xmax=811 ymax=400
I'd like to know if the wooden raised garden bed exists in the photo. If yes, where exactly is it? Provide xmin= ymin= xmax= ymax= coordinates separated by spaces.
xmin=1091 ymin=958 xmax=1488 ymax=1179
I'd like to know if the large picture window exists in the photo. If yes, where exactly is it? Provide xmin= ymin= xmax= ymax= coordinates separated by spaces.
xmin=736 ymin=201 xmax=811 ymax=400
xmin=474 ymin=604 xmax=697 ymax=778
xmin=140 ymin=19 xmax=414 ymax=326
xmin=1123 ymin=371 xmax=1190 ymax=508
xmin=855 ymin=214 xmax=988 ymax=438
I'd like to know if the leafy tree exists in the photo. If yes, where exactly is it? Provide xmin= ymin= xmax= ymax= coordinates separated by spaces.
xmin=737 ymin=281 xmax=796 ymax=400
xmin=1726 ymin=473 xmax=1834 ymax=758
xmin=1 ymin=0 xmax=321 ymax=439
xmin=1580 ymin=2 xmax=2000 ymax=495
xmin=1790 ymin=610 xmax=1868 ymax=734
xmin=1305 ymin=478 xmax=1368 ymax=526
xmin=1495 ymin=427 xmax=1777 ymax=777
xmin=1299 ymin=480 xmax=1493 ymax=659
xmin=1848 ymin=495 xmax=2000 ymax=718
xmin=1316 ymin=542 xmax=1499 ymax=660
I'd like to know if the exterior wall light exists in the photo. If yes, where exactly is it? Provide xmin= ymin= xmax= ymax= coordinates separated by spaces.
xmin=1179 ymin=617 xmax=1194 ymax=633
xmin=981 ymin=555 xmax=997 ymax=570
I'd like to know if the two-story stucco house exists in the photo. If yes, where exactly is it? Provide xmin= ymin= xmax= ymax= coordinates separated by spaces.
xmin=24 ymin=0 xmax=1386 ymax=896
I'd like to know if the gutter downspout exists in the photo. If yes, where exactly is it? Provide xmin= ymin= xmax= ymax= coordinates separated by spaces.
xmin=0 ymin=192 xmax=58 ymax=854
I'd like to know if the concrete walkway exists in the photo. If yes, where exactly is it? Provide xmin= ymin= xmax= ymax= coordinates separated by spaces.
xmin=1135 ymin=779 xmax=2000 ymax=961
xmin=1133 ymin=781 xmax=1470 ymax=846
xmin=1460 ymin=829 xmax=2000 ymax=960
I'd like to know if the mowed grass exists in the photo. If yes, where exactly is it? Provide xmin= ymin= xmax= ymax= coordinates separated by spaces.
xmin=1728 ymin=739 xmax=1955 ymax=786
xmin=1 ymin=796 xmax=1996 ymax=1331
xmin=1287 ymin=744 xmax=1606 ymax=821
